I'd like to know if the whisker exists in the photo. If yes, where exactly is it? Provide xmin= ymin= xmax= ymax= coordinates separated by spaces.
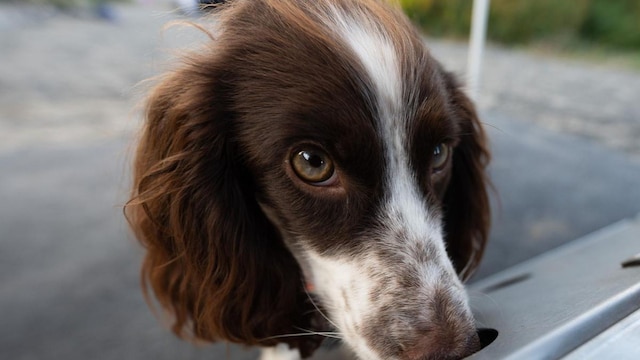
xmin=460 ymin=242 xmax=479 ymax=282
xmin=467 ymin=290 xmax=505 ymax=328
xmin=481 ymin=121 xmax=504 ymax=132
xmin=259 ymin=331 xmax=343 ymax=341
xmin=302 ymin=281 xmax=341 ymax=330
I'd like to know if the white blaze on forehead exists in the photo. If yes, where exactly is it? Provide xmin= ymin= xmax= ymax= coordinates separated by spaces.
xmin=324 ymin=6 xmax=456 ymax=272
xmin=325 ymin=5 xmax=403 ymax=116
xmin=324 ymin=7 xmax=407 ymax=186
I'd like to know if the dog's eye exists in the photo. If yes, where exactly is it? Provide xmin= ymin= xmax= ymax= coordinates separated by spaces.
xmin=432 ymin=143 xmax=450 ymax=171
xmin=291 ymin=148 xmax=335 ymax=185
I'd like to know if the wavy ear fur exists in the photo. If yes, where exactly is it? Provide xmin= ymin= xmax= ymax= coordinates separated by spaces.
xmin=125 ymin=57 xmax=321 ymax=355
xmin=442 ymin=73 xmax=491 ymax=281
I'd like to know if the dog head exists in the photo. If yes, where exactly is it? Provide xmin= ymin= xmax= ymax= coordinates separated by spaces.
xmin=126 ymin=1 xmax=490 ymax=358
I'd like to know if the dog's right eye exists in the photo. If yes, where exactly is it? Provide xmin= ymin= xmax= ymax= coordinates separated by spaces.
xmin=291 ymin=148 xmax=336 ymax=185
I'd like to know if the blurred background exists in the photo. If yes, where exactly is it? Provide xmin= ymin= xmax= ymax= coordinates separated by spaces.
xmin=1 ymin=0 xmax=639 ymax=359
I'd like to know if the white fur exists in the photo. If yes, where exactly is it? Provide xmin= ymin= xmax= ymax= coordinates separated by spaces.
xmin=326 ymin=4 xmax=454 ymax=274
xmin=304 ymin=251 xmax=382 ymax=360
xmin=260 ymin=344 xmax=301 ymax=360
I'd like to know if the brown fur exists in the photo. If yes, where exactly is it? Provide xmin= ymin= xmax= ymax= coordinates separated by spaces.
xmin=125 ymin=0 xmax=490 ymax=358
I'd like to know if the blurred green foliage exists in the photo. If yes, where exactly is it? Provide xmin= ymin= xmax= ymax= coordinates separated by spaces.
xmin=400 ymin=0 xmax=640 ymax=50
xmin=400 ymin=0 xmax=472 ymax=37
xmin=488 ymin=0 xmax=589 ymax=44
xmin=581 ymin=0 xmax=640 ymax=49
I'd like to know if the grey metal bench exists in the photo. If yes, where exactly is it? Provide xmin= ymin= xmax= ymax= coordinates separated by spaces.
xmin=469 ymin=214 xmax=640 ymax=359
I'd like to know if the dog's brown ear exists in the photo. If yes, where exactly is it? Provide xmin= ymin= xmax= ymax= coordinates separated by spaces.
xmin=125 ymin=59 xmax=321 ymax=355
xmin=441 ymin=73 xmax=491 ymax=281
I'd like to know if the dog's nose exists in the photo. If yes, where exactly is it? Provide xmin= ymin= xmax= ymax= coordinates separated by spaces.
xmin=402 ymin=327 xmax=480 ymax=360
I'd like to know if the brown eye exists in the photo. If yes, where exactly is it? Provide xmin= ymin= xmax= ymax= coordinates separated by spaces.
xmin=291 ymin=148 xmax=336 ymax=185
xmin=432 ymin=143 xmax=450 ymax=171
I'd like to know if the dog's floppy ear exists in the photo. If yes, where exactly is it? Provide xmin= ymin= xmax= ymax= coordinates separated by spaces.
xmin=442 ymin=73 xmax=491 ymax=281
xmin=125 ymin=60 xmax=321 ymax=355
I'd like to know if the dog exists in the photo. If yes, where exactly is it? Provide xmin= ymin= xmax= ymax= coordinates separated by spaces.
xmin=126 ymin=0 xmax=490 ymax=359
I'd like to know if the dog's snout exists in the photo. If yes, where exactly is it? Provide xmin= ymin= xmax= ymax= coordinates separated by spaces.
xmin=402 ymin=327 xmax=480 ymax=360
xmin=399 ymin=289 xmax=480 ymax=360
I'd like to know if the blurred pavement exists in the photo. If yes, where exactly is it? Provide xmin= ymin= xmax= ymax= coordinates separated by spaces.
xmin=1 ymin=2 xmax=640 ymax=360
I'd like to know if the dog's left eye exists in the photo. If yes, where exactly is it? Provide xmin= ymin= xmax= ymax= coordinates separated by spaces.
xmin=432 ymin=143 xmax=450 ymax=171
xmin=291 ymin=148 xmax=336 ymax=185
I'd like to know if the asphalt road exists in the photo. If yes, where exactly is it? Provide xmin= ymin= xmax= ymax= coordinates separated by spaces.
xmin=2 ymin=3 xmax=640 ymax=360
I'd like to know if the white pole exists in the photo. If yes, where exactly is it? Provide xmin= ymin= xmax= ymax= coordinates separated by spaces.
xmin=467 ymin=0 xmax=490 ymax=101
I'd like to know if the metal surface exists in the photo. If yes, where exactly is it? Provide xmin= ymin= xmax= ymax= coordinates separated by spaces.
xmin=564 ymin=308 xmax=640 ymax=359
xmin=468 ymin=215 xmax=640 ymax=359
